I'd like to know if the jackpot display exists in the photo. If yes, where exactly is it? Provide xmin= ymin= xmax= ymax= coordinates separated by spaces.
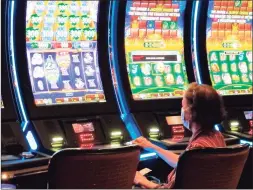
xmin=26 ymin=1 xmax=105 ymax=106
xmin=206 ymin=0 xmax=252 ymax=96
xmin=125 ymin=0 xmax=188 ymax=100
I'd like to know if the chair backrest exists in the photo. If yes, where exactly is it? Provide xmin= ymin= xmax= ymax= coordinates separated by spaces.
xmin=174 ymin=144 xmax=250 ymax=189
xmin=48 ymin=145 xmax=140 ymax=189
xmin=237 ymin=146 xmax=253 ymax=189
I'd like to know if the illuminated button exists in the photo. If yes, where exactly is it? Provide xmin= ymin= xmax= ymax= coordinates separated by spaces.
xmin=230 ymin=120 xmax=240 ymax=131
xmin=149 ymin=128 xmax=159 ymax=133
xmin=110 ymin=131 xmax=123 ymax=141
xmin=52 ymin=137 xmax=63 ymax=143
xmin=149 ymin=128 xmax=160 ymax=139
xmin=230 ymin=121 xmax=239 ymax=126
xmin=111 ymin=131 xmax=122 ymax=136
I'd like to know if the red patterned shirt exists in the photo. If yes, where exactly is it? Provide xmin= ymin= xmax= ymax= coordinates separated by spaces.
xmin=161 ymin=130 xmax=226 ymax=189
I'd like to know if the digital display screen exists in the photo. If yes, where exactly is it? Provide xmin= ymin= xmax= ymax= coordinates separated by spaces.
xmin=72 ymin=122 xmax=95 ymax=133
xmin=171 ymin=125 xmax=184 ymax=134
xmin=26 ymin=1 xmax=106 ymax=106
xmin=244 ymin=111 xmax=253 ymax=120
xmin=206 ymin=1 xmax=252 ymax=96
xmin=72 ymin=122 xmax=95 ymax=144
xmin=166 ymin=116 xmax=182 ymax=125
xmin=125 ymin=0 xmax=188 ymax=100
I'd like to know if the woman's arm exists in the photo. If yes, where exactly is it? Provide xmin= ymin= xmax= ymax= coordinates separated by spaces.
xmin=134 ymin=137 xmax=179 ymax=168
xmin=151 ymin=144 xmax=179 ymax=168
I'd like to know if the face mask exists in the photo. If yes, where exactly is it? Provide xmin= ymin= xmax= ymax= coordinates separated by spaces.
xmin=181 ymin=107 xmax=190 ymax=131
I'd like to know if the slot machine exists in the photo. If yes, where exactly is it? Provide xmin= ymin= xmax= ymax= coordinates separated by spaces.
xmin=195 ymin=0 xmax=252 ymax=143
xmin=110 ymin=0 xmax=240 ymax=152
xmin=7 ymin=0 xmax=132 ymax=158
xmin=1 ymin=1 xmax=49 ymax=187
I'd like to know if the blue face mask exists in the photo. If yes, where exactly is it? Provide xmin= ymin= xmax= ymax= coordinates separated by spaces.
xmin=181 ymin=108 xmax=190 ymax=131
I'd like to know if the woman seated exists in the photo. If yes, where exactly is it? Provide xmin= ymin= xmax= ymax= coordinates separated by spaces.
xmin=133 ymin=82 xmax=227 ymax=188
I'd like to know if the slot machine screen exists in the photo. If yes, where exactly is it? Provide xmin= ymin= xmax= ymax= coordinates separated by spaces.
xmin=124 ymin=0 xmax=189 ymax=100
xmin=26 ymin=1 xmax=106 ymax=106
xmin=206 ymin=0 xmax=252 ymax=96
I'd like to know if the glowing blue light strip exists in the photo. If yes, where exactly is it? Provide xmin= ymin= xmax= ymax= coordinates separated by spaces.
xmin=22 ymin=121 xmax=29 ymax=132
xmin=9 ymin=1 xmax=38 ymax=150
xmin=192 ymin=0 xmax=202 ymax=84
xmin=26 ymin=131 xmax=38 ymax=150
xmin=240 ymin=140 xmax=253 ymax=146
xmin=108 ymin=1 xmax=125 ymax=115
xmin=108 ymin=1 xmax=141 ymax=139
xmin=9 ymin=1 xmax=29 ymax=130
xmin=140 ymin=152 xmax=157 ymax=161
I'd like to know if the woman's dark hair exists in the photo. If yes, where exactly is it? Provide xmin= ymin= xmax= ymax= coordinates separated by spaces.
xmin=184 ymin=82 xmax=226 ymax=130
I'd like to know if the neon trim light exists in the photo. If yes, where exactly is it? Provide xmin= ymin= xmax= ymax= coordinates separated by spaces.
xmin=108 ymin=1 xmax=141 ymax=139
xmin=192 ymin=0 xmax=202 ymax=84
xmin=9 ymin=1 xmax=38 ymax=150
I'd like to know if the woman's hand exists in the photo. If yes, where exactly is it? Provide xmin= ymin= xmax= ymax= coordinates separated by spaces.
xmin=133 ymin=171 xmax=147 ymax=185
xmin=133 ymin=136 xmax=155 ymax=151
xmin=134 ymin=171 xmax=159 ymax=189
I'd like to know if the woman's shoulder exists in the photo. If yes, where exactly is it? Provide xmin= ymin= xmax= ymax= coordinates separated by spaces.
xmin=188 ymin=130 xmax=226 ymax=149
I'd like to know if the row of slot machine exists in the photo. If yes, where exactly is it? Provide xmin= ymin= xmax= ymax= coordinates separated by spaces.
xmin=1 ymin=0 xmax=252 ymax=188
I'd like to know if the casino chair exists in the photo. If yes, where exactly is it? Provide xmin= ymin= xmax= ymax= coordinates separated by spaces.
xmin=237 ymin=147 xmax=253 ymax=189
xmin=47 ymin=145 xmax=140 ymax=189
xmin=174 ymin=144 xmax=250 ymax=189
